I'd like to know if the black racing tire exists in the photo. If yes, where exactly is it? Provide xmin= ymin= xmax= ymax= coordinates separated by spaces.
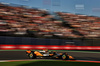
xmin=28 ymin=52 xmax=36 ymax=59
xmin=62 ymin=53 xmax=69 ymax=60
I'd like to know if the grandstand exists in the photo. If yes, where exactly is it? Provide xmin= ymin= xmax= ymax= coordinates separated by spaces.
xmin=56 ymin=12 xmax=100 ymax=38
xmin=0 ymin=3 xmax=81 ymax=39
xmin=0 ymin=3 xmax=100 ymax=40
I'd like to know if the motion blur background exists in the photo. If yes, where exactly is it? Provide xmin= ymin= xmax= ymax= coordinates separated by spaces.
xmin=0 ymin=0 xmax=100 ymax=47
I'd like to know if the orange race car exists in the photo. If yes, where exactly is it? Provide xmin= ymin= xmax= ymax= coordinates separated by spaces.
xmin=26 ymin=49 xmax=75 ymax=60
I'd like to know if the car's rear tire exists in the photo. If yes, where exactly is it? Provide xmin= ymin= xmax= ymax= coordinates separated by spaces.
xmin=28 ymin=52 xmax=36 ymax=59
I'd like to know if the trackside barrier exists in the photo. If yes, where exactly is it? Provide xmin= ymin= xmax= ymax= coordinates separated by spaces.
xmin=1 ymin=36 xmax=100 ymax=46
xmin=0 ymin=45 xmax=100 ymax=50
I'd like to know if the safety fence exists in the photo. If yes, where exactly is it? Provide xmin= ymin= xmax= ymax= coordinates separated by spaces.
xmin=0 ymin=36 xmax=100 ymax=46
xmin=0 ymin=36 xmax=100 ymax=50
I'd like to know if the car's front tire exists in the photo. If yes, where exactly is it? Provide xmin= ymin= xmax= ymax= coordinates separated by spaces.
xmin=62 ymin=53 xmax=69 ymax=60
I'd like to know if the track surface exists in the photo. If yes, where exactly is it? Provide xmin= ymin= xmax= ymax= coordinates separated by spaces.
xmin=0 ymin=51 xmax=100 ymax=61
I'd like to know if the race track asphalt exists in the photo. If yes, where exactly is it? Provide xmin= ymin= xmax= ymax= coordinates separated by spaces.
xmin=0 ymin=51 xmax=100 ymax=61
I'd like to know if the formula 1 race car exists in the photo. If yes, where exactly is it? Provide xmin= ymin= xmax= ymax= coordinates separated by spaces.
xmin=26 ymin=49 xmax=75 ymax=60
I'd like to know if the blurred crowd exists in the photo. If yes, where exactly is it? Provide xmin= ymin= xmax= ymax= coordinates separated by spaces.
xmin=57 ymin=12 xmax=100 ymax=38
xmin=0 ymin=3 xmax=100 ymax=38
xmin=0 ymin=3 xmax=80 ymax=38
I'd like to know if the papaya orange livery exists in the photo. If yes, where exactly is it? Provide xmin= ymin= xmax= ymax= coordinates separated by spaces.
xmin=34 ymin=51 xmax=43 ymax=56
xmin=26 ymin=49 xmax=75 ymax=60
xmin=26 ymin=51 xmax=31 ymax=54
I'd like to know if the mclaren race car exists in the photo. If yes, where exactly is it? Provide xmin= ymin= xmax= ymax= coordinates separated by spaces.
xmin=26 ymin=49 xmax=75 ymax=60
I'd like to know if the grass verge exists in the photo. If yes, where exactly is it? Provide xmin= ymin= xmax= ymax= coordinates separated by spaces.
xmin=0 ymin=60 xmax=100 ymax=66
